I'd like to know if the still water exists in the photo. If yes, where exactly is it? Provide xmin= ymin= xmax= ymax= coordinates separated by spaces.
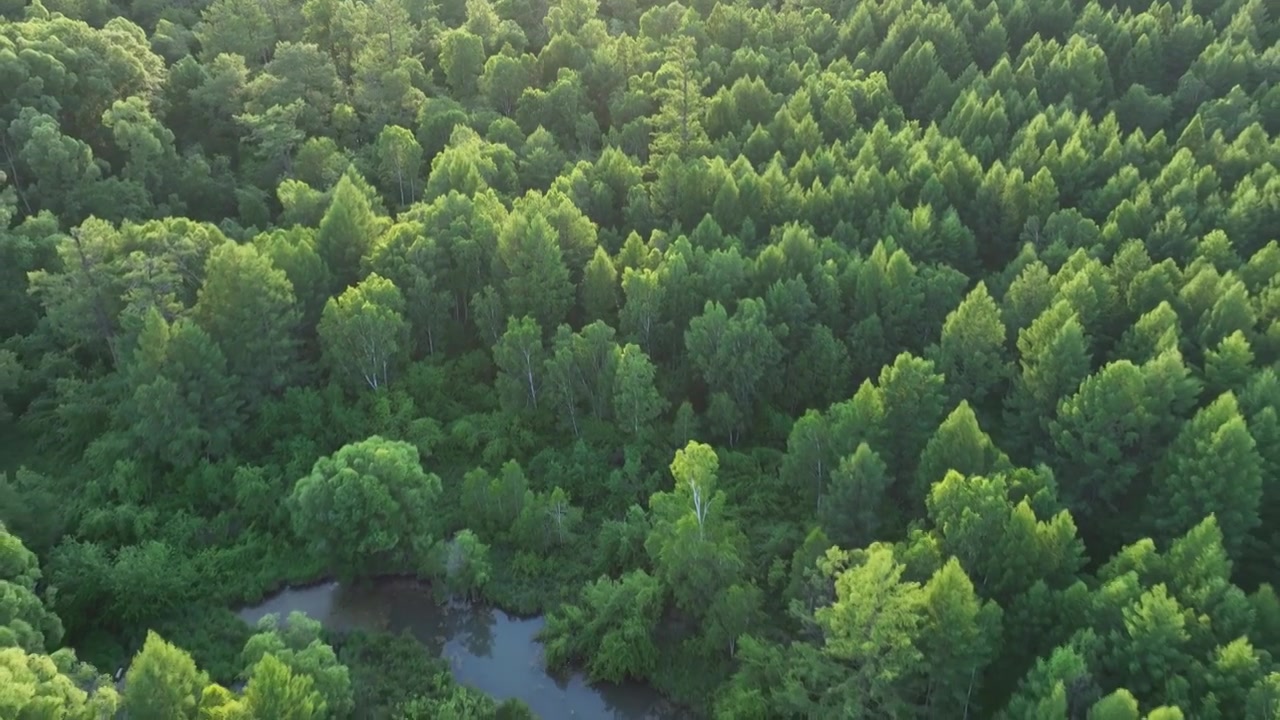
xmin=237 ymin=579 xmax=680 ymax=719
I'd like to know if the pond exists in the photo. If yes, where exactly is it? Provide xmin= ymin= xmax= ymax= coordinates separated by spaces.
xmin=237 ymin=579 xmax=683 ymax=719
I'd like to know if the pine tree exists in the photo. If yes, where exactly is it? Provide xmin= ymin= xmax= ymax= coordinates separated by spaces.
xmin=1003 ymin=300 xmax=1091 ymax=459
xmin=919 ymin=559 xmax=1002 ymax=718
xmin=650 ymin=35 xmax=710 ymax=165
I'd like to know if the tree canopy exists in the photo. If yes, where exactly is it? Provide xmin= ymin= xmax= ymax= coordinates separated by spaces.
xmin=1 ymin=0 xmax=1278 ymax=715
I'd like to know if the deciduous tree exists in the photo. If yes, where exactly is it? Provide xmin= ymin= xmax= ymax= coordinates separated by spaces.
xmin=288 ymin=436 xmax=442 ymax=580
xmin=318 ymin=273 xmax=409 ymax=391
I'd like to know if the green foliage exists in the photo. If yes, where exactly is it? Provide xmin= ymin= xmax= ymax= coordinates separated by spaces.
xmin=0 ymin=645 xmax=120 ymax=718
xmin=124 ymin=631 xmax=208 ymax=720
xmin=288 ymin=436 xmax=442 ymax=581
xmin=444 ymin=529 xmax=492 ymax=602
xmin=244 ymin=653 xmax=326 ymax=720
xmin=318 ymin=274 xmax=409 ymax=391
xmin=541 ymin=570 xmax=663 ymax=683
xmin=240 ymin=612 xmax=352 ymax=718
xmin=4 ymin=0 xmax=1280 ymax=717
xmin=0 ymin=517 xmax=61 ymax=653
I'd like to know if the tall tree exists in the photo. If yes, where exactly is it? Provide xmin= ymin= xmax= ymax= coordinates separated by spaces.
xmin=239 ymin=612 xmax=352 ymax=718
xmin=646 ymin=442 xmax=744 ymax=617
xmin=493 ymin=316 xmax=545 ymax=413
xmin=613 ymin=343 xmax=666 ymax=435
xmin=243 ymin=654 xmax=325 ymax=720
xmin=120 ymin=311 xmax=243 ymax=470
xmin=919 ymin=559 xmax=1002 ymax=719
xmin=820 ymin=443 xmax=892 ymax=550
xmin=581 ymin=246 xmax=619 ymax=325
xmin=650 ymin=34 xmax=710 ymax=165
xmin=916 ymin=401 xmax=1012 ymax=504
xmin=374 ymin=125 xmax=423 ymax=206
xmin=685 ymin=299 xmax=784 ymax=445
xmin=812 ymin=545 xmax=926 ymax=718
xmin=1004 ymin=300 xmax=1092 ymax=459
xmin=876 ymin=352 xmax=948 ymax=478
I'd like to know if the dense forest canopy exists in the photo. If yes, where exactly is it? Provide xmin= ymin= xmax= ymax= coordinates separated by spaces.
xmin=0 ymin=0 xmax=1278 ymax=715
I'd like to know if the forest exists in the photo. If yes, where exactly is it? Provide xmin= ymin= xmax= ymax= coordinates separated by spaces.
xmin=0 ymin=0 xmax=1277 ymax=715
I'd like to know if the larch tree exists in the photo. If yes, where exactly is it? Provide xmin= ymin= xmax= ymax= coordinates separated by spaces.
xmin=193 ymin=241 xmax=301 ymax=402
xmin=820 ymin=443 xmax=892 ymax=551
xmin=495 ymin=210 xmax=573 ymax=330
xmin=918 ymin=558 xmax=1003 ymax=719
xmin=876 ymin=352 xmax=947 ymax=479
xmin=1144 ymin=392 xmax=1263 ymax=556
xmin=915 ymin=401 xmax=1013 ymax=504
xmin=315 ymin=171 xmax=382 ymax=292
xmin=1004 ymin=300 xmax=1092 ymax=459
xmin=650 ymin=34 xmax=710 ymax=165
xmin=928 ymin=281 xmax=1009 ymax=408
xmin=581 ymin=245 xmax=619 ymax=325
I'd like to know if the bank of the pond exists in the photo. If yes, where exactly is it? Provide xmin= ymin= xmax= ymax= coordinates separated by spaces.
xmin=237 ymin=577 xmax=688 ymax=720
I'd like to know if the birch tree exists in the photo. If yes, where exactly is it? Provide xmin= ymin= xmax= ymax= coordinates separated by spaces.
xmin=493 ymin=315 xmax=545 ymax=413
xmin=646 ymin=441 xmax=745 ymax=617
xmin=374 ymin=125 xmax=422 ymax=206
xmin=318 ymin=273 xmax=408 ymax=391
xmin=613 ymin=343 xmax=666 ymax=435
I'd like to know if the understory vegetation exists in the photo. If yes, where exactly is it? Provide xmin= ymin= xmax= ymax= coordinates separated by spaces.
xmin=1 ymin=0 xmax=1278 ymax=715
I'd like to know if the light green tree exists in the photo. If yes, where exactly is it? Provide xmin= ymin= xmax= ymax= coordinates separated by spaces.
xmin=541 ymin=570 xmax=663 ymax=684
xmin=315 ymin=172 xmax=384 ymax=291
xmin=646 ymin=442 xmax=744 ymax=617
xmin=495 ymin=210 xmax=573 ymax=330
xmin=928 ymin=281 xmax=1009 ymax=407
xmin=613 ymin=343 xmax=666 ymax=435
xmin=374 ymin=125 xmax=423 ymax=206
xmin=123 ymin=632 xmax=208 ymax=720
xmin=1144 ymin=393 xmax=1263 ymax=555
xmin=244 ymin=654 xmax=325 ymax=720
xmin=444 ymin=529 xmax=492 ymax=602
xmin=318 ymin=274 xmax=409 ymax=391
xmin=240 ymin=612 xmax=352 ymax=719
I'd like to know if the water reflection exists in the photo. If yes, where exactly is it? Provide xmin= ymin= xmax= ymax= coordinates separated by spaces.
xmin=237 ymin=579 xmax=682 ymax=720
